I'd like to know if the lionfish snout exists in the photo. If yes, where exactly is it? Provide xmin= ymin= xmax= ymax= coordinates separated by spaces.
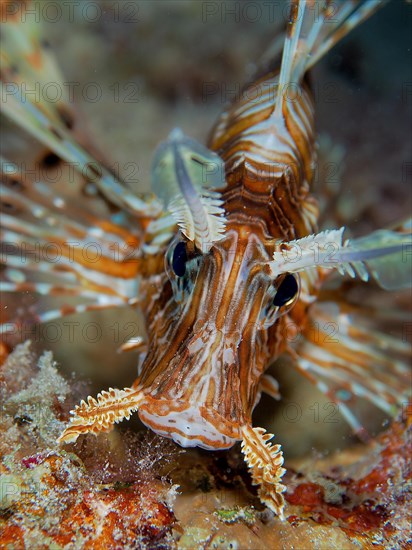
xmin=136 ymin=323 xmax=257 ymax=449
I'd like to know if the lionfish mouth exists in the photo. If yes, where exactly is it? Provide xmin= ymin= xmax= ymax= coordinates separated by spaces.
xmin=137 ymin=396 xmax=240 ymax=450
xmin=132 ymin=313 xmax=268 ymax=450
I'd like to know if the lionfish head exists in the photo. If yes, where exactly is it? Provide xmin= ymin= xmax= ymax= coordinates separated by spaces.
xmin=136 ymin=227 xmax=300 ymax=450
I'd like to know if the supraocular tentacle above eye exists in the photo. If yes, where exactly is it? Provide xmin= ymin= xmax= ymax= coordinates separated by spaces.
xmin=260 ymin=272 xmax=300 ymax=328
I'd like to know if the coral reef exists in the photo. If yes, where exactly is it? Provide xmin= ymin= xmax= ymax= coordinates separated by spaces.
xmin=1 ymin=343 xmax=410 ymax=548
xmin=0 ymin=343 xmax=177 ymax=549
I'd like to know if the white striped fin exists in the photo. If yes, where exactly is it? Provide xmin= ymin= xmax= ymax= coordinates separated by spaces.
xmin=0 ymin=83 xmax=162 ymax=219
xmin=260 ymin=374 xmax=281 ymax=401
xmin=0 ymin=2 xmax=74 ymax=127
xmin=274 ymin=1 xmax=387 ymax=115
xmin=1 ymin=154 xmax=142 ymax=322
xmin=274 ymin=0 xmax=305 ymax=116
xmin=269 ymin=226 xmax=411 ymax=290
xmin=1 ymin=158 xmax=143 ymax=260
xmin=291 ymin=298 xmax=411 ymax=438
xmin=307 ymin=1 xmax=388 ymax=71
xmin=117 ymin=336 xmax=146 ymax=354
xmin=0 ymin=301 xmax=126 ymax=338
xmin=152 ymin=128 xmax=227 ymax=253
xmin=0 ymin=4 xmax=162 ymax=220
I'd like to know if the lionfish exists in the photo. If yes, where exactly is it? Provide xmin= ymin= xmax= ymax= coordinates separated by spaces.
xmin=1 ymin=0 xmax=411 ymax=519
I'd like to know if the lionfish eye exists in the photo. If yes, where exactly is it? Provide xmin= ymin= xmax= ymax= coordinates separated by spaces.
xmin=273 ymin=273 xmax=299 ymax=307
xmin=172 ymin=241 xmax=188 ymax=277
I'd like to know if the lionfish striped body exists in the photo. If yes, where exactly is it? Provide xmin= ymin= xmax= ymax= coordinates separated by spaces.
xmin=1 ymin=1 xmax=410 ymax=518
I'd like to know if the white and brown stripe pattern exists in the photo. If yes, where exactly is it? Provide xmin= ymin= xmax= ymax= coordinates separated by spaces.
xmin=209 ymin=70 xmax=319 ymax=242
xmin=134 ymin=229 xmax=277 ymax=448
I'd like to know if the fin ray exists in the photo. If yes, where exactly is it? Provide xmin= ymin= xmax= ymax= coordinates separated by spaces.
xmin=289 ymin=293 xmax=411 ymax=436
